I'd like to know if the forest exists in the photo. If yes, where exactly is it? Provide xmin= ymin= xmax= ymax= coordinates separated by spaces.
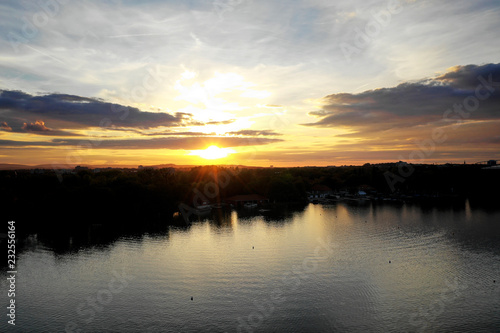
xmin=1 ymin=163 xmax=499 ymax=232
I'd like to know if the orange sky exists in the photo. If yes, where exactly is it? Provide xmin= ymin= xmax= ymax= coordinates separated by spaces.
xmin=1 ymin=1 xmax=499 ymax=167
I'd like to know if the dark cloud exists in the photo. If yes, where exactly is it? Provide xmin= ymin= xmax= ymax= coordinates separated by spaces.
xmin=436 ymin=63 xmax=500 ymax=89
xmin=105 ymin=127 xmax=217 ymax=137
xmin=0 ymin=90 xmax=286 ymax=146
xmin=0 ymin=90 xmax=188 ymax=130
xmin=0 ymin=136 xmax=283 ymax=150
xmin=226 ymin=129 xmax=282 ymax=136
xmin=303 ymin=63 xmax=500 ymax=132
xmin=0 ymin=121 xmax=12 ymax=131
xmin=10 ymin=120 xmax=81 ymax=136
xmin=0 ymin=139 xmax=60 ymax=147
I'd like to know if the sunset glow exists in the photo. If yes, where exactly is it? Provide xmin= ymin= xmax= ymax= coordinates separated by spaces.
xmin=0 ymin=1 xmax=499 ymax=167
xmin=189 ymin=146 xmax=236 ymax=160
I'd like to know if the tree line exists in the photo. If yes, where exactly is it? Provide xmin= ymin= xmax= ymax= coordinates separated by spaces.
xmin=1 ymin=164 xmax=498 ymax=231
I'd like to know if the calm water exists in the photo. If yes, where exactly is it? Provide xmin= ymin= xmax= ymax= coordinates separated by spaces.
xmin=2 ymin=201 xmax=500 ymax=332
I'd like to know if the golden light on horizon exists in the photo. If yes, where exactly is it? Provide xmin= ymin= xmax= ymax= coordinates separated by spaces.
xmin=189 ymin=145 xmax=236 ymax=160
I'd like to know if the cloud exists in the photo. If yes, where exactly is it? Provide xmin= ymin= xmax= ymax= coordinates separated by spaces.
xmin=0 ymin=88 xmax=286 ymax=149
xmin=0 ymin=90 xmax=189 ymax=130
xmin=0 ymin=136 xmax=283 ymax=150
xmin=105 ymin=127 xmax=218 ymax=137
xmin=22 ymin=120 xmax=50 ymax=132
xmin=303 ymin=63 xmax=500 ymax=132
xmin=0 ymin=121 xmax=12 ymax=131
xmin=226 ymin=129 xmax=282 ymax=136
xmin=206 ymin=119 xmax=236 ymax=125
xmin=17 ymin=120 xmax=82 ymax=136
xmin=436 ymin=63 xmax=500 ymax=89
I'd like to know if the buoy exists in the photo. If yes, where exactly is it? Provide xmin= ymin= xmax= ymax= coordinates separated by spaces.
xmin=494 ymin=280 xmax=496 ymax=283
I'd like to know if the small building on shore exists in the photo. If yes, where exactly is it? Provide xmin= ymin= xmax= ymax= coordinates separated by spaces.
xmin=308 ymin=184 xmax=333 ymax=199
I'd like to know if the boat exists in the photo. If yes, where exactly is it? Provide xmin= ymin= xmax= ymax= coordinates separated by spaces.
xmin=212 ymin=203 xmax=226 ymax=209
xmin=194 ymin=202 xmax=212 ymax=214
xmin=244 ymin=202 xmax=258 ymax=208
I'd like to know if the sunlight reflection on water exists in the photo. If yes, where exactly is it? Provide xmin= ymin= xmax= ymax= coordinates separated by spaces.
xmin=2 ymin=201 xmax=499 ymax=332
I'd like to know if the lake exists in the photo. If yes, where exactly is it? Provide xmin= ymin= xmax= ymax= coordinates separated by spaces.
xmin=2 ymin=200 xmax=500 ymax=332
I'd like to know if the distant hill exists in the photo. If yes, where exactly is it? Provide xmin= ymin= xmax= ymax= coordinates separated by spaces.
xmin=0 ymin=163 xmax=180 ymax=170
xmin=0 ymin=163 xmax=137 ymax=170
xmin=0 ymin=164 xmax=34 ymax=170
xmin=0 ymin=163 xmax=264 ymax=170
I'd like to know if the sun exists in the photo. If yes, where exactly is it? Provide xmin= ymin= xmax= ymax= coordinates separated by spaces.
xmin=189 ymin=145 xmax=236 ymax=160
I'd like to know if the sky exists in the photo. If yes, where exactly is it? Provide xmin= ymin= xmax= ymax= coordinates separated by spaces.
xmin=0 ymin=0 xmax=499 ymax=167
